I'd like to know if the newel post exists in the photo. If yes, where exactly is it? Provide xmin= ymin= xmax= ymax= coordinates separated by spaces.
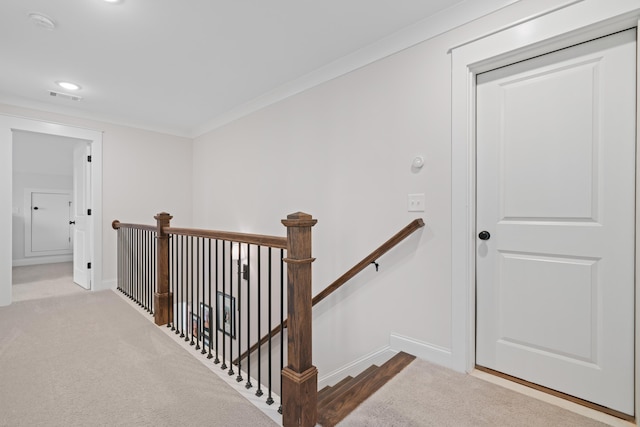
xmin=281 ymin=212 xmax=318 ymax=427
xmin=154 ymin=212 xmax=173 ymax=326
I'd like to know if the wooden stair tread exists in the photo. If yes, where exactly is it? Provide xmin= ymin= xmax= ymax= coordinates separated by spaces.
xmin=318 ymin=365 xmax=378 ymax=408
xmin=318 ymin=375 xmax=353 ymax=404
xmin=318 ymin=351 xmax=416 ymax=427
xmin=318 ymin=375 xmax=356 ymax=405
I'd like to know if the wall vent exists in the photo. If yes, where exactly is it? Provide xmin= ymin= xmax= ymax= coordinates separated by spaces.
xmin=48 ymin=90 xmax=82 ymax=101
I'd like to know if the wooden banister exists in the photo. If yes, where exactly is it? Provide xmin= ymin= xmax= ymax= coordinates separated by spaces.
xmin=111 ymin=220 xmax=156 ymax=232
xmin=164 ymin=226 xmax=287 ymax=249
xmin=234 ymin=218 xmax=425 ymax=365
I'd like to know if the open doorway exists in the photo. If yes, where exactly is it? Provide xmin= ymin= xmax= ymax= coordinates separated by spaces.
xmin=0 ymin=115 xmax=103 ymax=307
xmin=11 ymin=130 xmax=91 ymax=301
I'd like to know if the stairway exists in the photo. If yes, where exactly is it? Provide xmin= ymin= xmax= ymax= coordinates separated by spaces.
xmin=317 ymin=351 xmax=416 ymax=426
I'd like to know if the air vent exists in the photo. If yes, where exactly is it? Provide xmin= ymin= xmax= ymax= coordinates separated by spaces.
xmin=48 ymin=90 xmax=82 ymax=101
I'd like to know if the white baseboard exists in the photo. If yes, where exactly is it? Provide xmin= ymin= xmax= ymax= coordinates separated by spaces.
xmin=317 ymin=334 xmax=454 ymax=389
xmin=12 ymin=255 xmax=73 ymax=267
xmin=390 ymin=333 xmax=453 ymax=369
xmin=318 ymin=346 xmax=397 ymax=389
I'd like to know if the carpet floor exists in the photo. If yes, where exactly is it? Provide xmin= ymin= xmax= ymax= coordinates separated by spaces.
xmin=12 ymin=262 xmax=87 ymax=302
xmin=339 ymin=358 xmax=618 ymax=427
xmin=0 ymin=290 xmax=277 ymax=427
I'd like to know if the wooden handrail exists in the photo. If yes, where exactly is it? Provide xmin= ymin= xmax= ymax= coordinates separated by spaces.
xmin=312 ymin=218 xmax=424 ymax=306
xmin=234 ymin=218 xmax=425 ymax=365
xmin=112 ymin=221 xmax=288 ymax=248
xmin=164 ymin=226 xmax=287 ymax=249
xmin=111 ymin=220 xmax=156 ymax=232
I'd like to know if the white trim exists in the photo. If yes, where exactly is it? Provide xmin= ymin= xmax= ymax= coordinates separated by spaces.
xmin=390 ymin=333 xmax=453 ymax=369
xmin=450 ymin=0 xmax=640 ymax=420
xmin=317 ymin=346 xmax=396 ymax=389
xmin=318 ymin=333 xmax=454 ymax=390
xmin=191 ymin=0 xmax=520 ymax=138
xmin=0 ymin=114 xmax=103 ymax=306
xmin=635 ymin=17 xmax=640 ymax=425
xmin=13 ymin=255 xmax=73 ymax=267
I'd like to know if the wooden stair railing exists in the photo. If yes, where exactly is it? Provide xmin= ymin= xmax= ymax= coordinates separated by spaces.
xmin=113 ymin=212 xmax=318 ymax=427
xmin=235 ymin=218 xmax=425 ymax=365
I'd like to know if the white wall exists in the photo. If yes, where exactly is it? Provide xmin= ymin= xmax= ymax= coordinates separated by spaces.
xmin=0 ymin=104 xmax=193 ymax=302
xmin=191 ymin=0 xmax=583 ymax=378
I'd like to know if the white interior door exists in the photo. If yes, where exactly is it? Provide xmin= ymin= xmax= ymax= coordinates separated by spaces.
xmin=30 ymin=192 xmax=72 ymax=253
xmin=476 ymin=29 xmax=636 ymax=415
xmin=73 ymin=144 xmax=91 ymax=290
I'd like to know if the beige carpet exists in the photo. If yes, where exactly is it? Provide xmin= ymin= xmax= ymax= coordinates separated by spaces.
xmin=12 ymin=262 xmax=87 ymax=302
xmin=0 ymin=290 xmax=277 ymax=426
xmin=339 ymin=358 xmax=617 ymax=427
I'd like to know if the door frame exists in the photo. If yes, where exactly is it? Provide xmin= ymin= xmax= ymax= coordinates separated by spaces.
xmin=450 ymin=0 xmax=640 ymax=420
xmin=0 ymin=115 xmax=103 ymax=305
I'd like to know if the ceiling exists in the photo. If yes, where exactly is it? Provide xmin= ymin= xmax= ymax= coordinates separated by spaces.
xmin=0 ymin=0 xmax=517 ymax=138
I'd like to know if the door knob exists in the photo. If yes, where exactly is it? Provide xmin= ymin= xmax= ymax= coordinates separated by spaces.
xmin=69 ymin=221 xmax=76 ymax=225
xmin=478 ymin=231 xmax=491 ymax=240
xmin=33 ymin=206 xmax=39 ymax=210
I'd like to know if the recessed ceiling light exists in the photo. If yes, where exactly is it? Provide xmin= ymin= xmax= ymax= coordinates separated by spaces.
xmin=28 ymin=13 xmax=56 ymax=30
xmin=56 ymin=81 xmax=81 ymax=91
xmin=103 ymin=0 xmax=122 ymax=3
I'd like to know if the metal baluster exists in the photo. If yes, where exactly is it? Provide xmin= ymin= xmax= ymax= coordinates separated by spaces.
xmin=144 ymin=230 xmax=149 ymax=312
xmin=174 ymin=234 xmax=180 ymax=333
xmin=207 ymin=239 xmax=213 ymax=359
xmin=220 ymin=242 xmax=227 ymax=370
xmin=255 ymin=247 xmax=263 ymax=397
xmin=228 ymin=241 xmax=235 ymax=377
xmin=189 ymin=236 xmax=194 ymax=344
xmin=116 ymin=229 xmax=120 ymax=291
xmin=151 ymin=230 xmax=155 ymax=314
xmin=266 ymin=247 xmax=274 ymax=405
xmin=195 ymin=237 xmax=200 ymax=350
xmin=138 ymin=229 xmax=143 ymax=306
xmin=213 ymin=239 xmax=220 ymax=364
xmin=122 ymin=228 xmax=131 ymax=296
xmin=201 ymin=238 xmax=207 ymax=355
xmin=237 ymin=242 xmax=243 ymax=383
xmin=278 ymin=249 xmax=284 ymax=414
xmin=139 ymin=229 xmax=143 ymax=306
xmin=133 ymin=229 xmax=140 ymax=305
xmin=132 ymin=229 xmax=135 ymax=302
xmin=180 ymin=235 xmax=186 ymax=339
xmin=245 ymin=244 xmax=252 ymax=389
xmin=168 ymin=234 xmax=174 ymax=330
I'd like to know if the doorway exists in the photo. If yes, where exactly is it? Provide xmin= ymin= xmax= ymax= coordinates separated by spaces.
xmin=0 ymin=116 xmax=103 ymax=307
xmin=475 ymin=29 xmax=636 ymax=415
xmin=12 ymin=130 xmax=92 ymax=292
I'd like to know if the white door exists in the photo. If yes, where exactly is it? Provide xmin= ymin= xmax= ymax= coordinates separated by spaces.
xmin=72 ymin=144 xmax=91 ymax=290
xmin=476 ymin=29 xmax=636 ymax=415
xmin=31 ymin=192 xmax=72 ymax=253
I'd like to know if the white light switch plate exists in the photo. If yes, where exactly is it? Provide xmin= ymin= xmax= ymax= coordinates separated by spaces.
xmin=408 ymin=193 xmax=425 ymax=212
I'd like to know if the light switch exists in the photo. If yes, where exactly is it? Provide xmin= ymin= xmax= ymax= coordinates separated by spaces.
xmin=408 ymin=193 xmax=425 ymax=212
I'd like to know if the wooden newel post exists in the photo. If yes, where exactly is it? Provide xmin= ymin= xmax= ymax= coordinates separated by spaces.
xmin=281 ymin=212 xmax=318 ymax=427
xmin=154 ymin=212 xmax=173 ymax=326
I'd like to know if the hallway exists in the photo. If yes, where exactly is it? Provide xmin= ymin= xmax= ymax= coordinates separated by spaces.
xmin=12 ymin=262 xmax=86 ymax=302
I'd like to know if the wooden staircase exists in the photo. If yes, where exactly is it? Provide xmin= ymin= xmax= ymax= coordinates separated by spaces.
xmin=317 ymin=352 xmax=416 ymax=426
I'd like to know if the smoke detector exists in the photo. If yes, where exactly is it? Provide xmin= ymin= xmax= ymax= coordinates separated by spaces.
xmin=28 ymin=13 xmax=56 ymax=30
xmin=49 ymin=90 xmax=83 ymax=101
